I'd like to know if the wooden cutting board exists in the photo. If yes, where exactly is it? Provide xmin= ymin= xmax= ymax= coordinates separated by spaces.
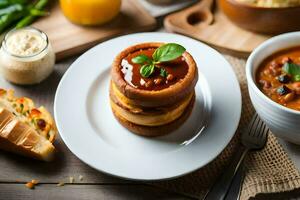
xmin=164 ymin=0 xmax=271 ymax=58
xmin=33 ymin=0 xmax=156 ymax=60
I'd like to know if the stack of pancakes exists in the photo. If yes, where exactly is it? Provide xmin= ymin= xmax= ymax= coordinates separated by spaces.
xmin=110 ymin=43 xmax=198 ymax=137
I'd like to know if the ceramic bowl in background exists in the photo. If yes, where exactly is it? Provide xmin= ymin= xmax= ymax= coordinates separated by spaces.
xmin=246 ymin=32 xmax=300 ymax=144
xmin=219 ymin=0 xmax=300 ymax=34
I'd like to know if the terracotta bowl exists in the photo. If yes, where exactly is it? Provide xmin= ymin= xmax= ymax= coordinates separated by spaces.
xmin=218 ymin=0 xmax=300 ymax=34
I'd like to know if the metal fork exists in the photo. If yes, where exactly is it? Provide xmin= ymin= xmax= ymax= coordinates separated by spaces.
xmin=203 ymin=113 xmax=269 ymax=200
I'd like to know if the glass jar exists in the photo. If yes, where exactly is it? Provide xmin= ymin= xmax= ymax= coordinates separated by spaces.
xmin=0 ymin=27 xmax=55 ymax=85
xmin=60 ymin=0 xmax=122 ymax=26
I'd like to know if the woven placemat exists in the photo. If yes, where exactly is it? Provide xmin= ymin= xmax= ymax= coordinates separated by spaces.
xmin=152 ymin=55 xmax=300 ymax=200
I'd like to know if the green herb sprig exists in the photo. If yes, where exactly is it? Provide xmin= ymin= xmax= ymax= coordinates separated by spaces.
xmin=131 ymin=43 xmax=186 ymax=78
xmin=0 ymin=0 xmax=49 ymax=34
xmin=283 ymin=62 xmax=300 ymax=82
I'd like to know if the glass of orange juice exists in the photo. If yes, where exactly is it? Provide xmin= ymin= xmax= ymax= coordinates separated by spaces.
xmin=60 ymin=0 xmax=122 ymax=26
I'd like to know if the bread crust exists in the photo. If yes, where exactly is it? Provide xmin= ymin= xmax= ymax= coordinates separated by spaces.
xmin=111 ymin=42 xmax=198 ymax=107
xmin=0 ymin=88 xmax=57 ymax=143
xmin=111 ymin=93 xmax=195 ymax=137
xmin=0 ymin=108 xmax=55 ymax=161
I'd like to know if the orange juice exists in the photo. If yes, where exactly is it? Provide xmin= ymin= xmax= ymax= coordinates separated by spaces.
xmin=60 ymin=0 xmax=121 ymax=25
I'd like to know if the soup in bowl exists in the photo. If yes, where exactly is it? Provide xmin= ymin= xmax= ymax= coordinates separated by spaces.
xmin=246 ymin=32 xmax=300 ymax=144
xmin=256 ymin=47 xmax=300 ymax=111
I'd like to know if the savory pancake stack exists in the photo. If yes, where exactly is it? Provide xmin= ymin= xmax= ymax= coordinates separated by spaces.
xmin=110 ymin=43 xmax=198 ymax=136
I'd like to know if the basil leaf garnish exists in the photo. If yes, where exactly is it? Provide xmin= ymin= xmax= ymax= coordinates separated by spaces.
xmin=131 ymin=54 xmax=151 ymax=64
xmin=160 ymin=68 xmax=168 ymax=78
xmin=131 ymin=43 xmax=185 ymax=78
xmin=152 ymin=43 xmax=186 ymax=62
xmin=283 ymin=62 xmax=300 ymax=82
xmin=140 ymin=64 xmax=155 ymax=78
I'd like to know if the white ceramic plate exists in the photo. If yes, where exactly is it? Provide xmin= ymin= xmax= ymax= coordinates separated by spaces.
xmin=54 ymin=33 xmax=241 ymax=181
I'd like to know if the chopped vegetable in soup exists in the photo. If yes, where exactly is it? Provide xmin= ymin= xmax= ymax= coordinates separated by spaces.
xmin=256 ymin=47 xmax=300 ymax=111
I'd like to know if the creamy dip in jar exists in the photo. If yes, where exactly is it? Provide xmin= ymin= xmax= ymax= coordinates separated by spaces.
xmin=0 ymin=27 xmax=55 ymax=85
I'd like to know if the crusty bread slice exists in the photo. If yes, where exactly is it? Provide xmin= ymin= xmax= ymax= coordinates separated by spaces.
xmin=0 ymin=88 xmax=57 ymax=142
xmin=0 ymin=108 xmax=55 ymax=161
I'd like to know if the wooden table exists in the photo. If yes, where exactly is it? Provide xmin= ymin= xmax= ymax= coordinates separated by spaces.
xmin=1 ymin=2 xmax=300 ymax=199
xmin=0 ymin=57 xmax=194 ymax=200
xmin=1 ymin=59 xmax=300 ymax=200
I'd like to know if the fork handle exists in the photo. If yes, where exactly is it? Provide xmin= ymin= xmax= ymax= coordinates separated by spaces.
xmin=203 ymin=146 xmax=249 ymax=200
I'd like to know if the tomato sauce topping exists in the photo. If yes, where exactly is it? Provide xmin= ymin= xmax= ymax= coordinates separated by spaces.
xmin=120 ymin=48 xmax=188 ymax=91
xmin=256 ymin=47 xmax=300 ymax=111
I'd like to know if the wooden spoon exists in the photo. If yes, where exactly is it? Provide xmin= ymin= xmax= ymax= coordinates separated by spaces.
xmin=164 ymin=0 xmax=214 ymax=32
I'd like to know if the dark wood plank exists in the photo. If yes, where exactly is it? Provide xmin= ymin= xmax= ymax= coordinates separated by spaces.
xmin=0 ymin=58 xmax=127 ymax=184
xmin=0 ymin=184 xmax=192 ymax=200
xmin=0 ymin=135 xmax=129 ymax=183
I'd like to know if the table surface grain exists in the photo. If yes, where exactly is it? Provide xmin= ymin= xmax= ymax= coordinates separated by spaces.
xmin=1 ymin=2 xmax=300 ymax=200
xmin=0 ymin=57 xmax=194 ymax=200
